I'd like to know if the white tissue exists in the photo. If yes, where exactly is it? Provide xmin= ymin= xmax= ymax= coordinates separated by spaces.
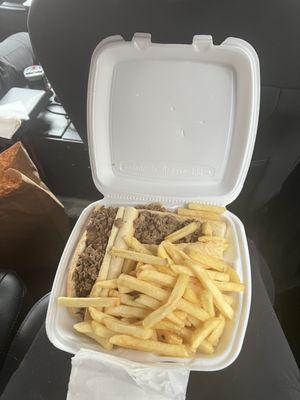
xmin=0 ymin=101 xmax=29 ymax=139
xmin=67 ymin=349 xmax=190 ymax=400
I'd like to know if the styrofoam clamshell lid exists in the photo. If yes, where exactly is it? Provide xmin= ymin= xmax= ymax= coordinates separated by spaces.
xmin=87 ymin=34 xmax=260 ymax=205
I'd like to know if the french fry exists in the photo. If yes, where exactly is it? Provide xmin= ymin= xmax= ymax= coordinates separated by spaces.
xmin=105 ymin=305 xmax=149 ymax=319
xmin=134 ymin=294 xmax=184 ymax=327
xmin=157 ymin=243 xmax=173 ymax=264
xmin=118 ymin=286 xmax=132 ymax=294
xmin=85 ymin=332 xmax=113 ymax=350
xmin=189 ymin=241 xmax=225 ymax=260
xmin=188 ymin=279 xmax=203 ymax=295
xmin=151 ymin=330 xmax=158 ymax=341
xmin=143 ymin=274 xmax=189 ymax=328
xmin=175 ymin=243 xmax=188 ymax=251
xmin=169 ymin=263 xmax=203 ymax=277
xmin=155 ymin=265 xmax=177 ymax=277
xmin=200 ymin=289 xmax=215 ymax=317
xmin=134 ymin=293 xmax=162 ymax=309
xmin=122 ymin=259 xmax=136 ymax=274
xmin=89 ymin=307 xmax=118 ymax=323
xmin=109 ymin=289 xmax=120 ymax=297
xmin=198 ymin=236 xmax=228 ymax=243
xmin=178 ymin=208 xmax=221 ymax=221
xmin=90 ymin=285 xmax=108 ymax=298
xmin=187 ymin=203 xmax=226 ymax=214
xmin=110 ymin=335 xmax=189 ymax=357
xmin=110 ymin=247 xmax=168 ymax=266
xmin=154 ymin=320 xmax=182 ymax=332
xmin=171 ymin=264 xmax=230 ymax=282
xmin=223 ymin=294 xmax=234 ymax=305
xmin=202 ymin=222 xmax=213 ymax=236
xmin=226 ymin=266 xmax=241 ymax=284
xmin=103 ymin=318 xmax=153 ymax=339
xmin=136 ymin=264 xmax=156 ymax=273
xmin=123 ymin=235 xmax=153 ymax=255
xmin=138 ymin=270 xmax=175 ymax=287
xmin=184 ymin=246 xmax=230 ymax=272
xmin=185 ymin=260 xmax=234 ymax=319
xmin=190 ymin=318 xmax=221 ymax=352
xmin=198 ymin=339 xmax=214 ymax=354
xmin=207 ymin=315 xmax=225 ymax=346
xmin=119 ymin=294 xmax=148 ymax=309
xmin=179 ymin=325 xmax=218 ymax=353
xmin=213 ymin=281 xmax=245 ymax=292
xmin=73 ymin=321 xmax=92 ymax=333
xmin=186 ymin=315 xmax=201 ymax=328
xmin=184 ymin=286 xmax=200 ymax=304
xmin=170 ymin=264 xmax=194 ymax=276
xmin=165 ymin=222 xmax=200 ymax=243
xmin=206 ymin=271 xmax=230 ymax=282
xmin=173 ymin=310 xmax=187 ymax=321
xmin=178 ymin=298 xmax=209 ymax=321
xmin=163 ymin=315 xmax=186 ymax=328
xmin=91 ymin=320 xmax=115 ymax=338
xmin=118 ymin=274 xmax=168 ymax=301
xmin=179 ymin=327 xmax=213 ymax=354
xmin=93 ymin=279 xmax=118 ymax=289
xmin=121 ymin=318 xmax=136 ymax=324
xmin=163 ymin=241 xmax=189 ymax=264
xmin=57 ymin=297 xmax=120 ymax=308
xmin=157 ymin=330 xmax=183 ymax=345
xmin=178 ymin=326 xmax=193 ymax=341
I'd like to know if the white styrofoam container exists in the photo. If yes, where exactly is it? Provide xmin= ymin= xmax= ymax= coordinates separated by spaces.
xmin=46 ymin=34 xmax=260 ymax=371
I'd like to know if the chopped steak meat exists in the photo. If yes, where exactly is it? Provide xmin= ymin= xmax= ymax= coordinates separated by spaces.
xmin=133 ymin=210 xmax=201 ymax=244
xmin=73 ymin=206 xmax=117 ymax=297
xmin=135 ymin=203 xmax=166 ymax=212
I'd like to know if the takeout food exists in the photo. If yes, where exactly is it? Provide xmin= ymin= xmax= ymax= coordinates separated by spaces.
xmin=58 ymin=203 xmax=244 ymax=357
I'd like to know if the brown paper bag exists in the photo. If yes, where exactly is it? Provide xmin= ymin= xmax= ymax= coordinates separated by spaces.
xmin=0 ymin=141 xmax=48 ymax=189
xmin=0 ymin=142 xmax=70 ymax=296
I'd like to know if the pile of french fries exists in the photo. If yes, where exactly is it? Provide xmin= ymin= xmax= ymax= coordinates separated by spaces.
xmin=58 ymin=203 xmax=244 ymax=358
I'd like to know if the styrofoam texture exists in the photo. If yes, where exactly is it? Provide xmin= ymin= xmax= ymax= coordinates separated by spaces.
xmin=46 ymin=198 xmax=251 ymax=371
xmin=87 ymin=34 xmax=260 ymax=206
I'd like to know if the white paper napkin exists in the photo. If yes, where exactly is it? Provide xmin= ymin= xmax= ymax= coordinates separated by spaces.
xmin=67 ymin=349 xmax=190 ymax=400
xmin=0 ymin=101 xmax=29 ymax=139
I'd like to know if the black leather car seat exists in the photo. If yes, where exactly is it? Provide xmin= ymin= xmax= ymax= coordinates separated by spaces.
xmin=0 ymin=292 xmax=49 ymax=394
xmin=0 ymin=269 xmax=25 ymax=370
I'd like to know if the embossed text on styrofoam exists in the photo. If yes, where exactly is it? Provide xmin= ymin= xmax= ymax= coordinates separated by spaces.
xmin=117 ymin=161 xmax=215 ymax=179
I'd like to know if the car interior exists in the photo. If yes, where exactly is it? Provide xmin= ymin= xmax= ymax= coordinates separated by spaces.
xmin=0 ymin=0 xmax=299 ymax=397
